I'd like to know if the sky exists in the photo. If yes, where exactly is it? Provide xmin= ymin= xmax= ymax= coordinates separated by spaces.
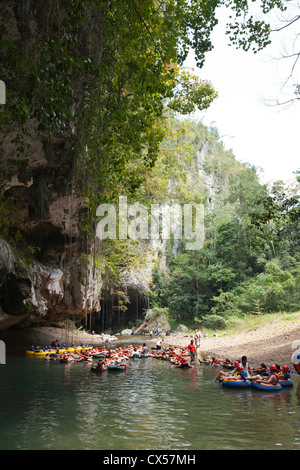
xmin=186 ymin=6 xmax=300 ymax=185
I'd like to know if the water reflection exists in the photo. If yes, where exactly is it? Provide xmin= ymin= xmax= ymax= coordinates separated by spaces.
xmin=0 ymin=356 xmax=300 ymax=450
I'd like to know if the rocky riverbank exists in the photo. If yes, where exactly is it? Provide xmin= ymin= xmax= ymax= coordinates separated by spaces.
xmin=166 ymin=314 xmax=300 ymax=371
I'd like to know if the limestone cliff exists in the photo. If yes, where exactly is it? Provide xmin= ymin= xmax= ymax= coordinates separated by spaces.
xmin=0 ymin=0 xmax=103 ymax=328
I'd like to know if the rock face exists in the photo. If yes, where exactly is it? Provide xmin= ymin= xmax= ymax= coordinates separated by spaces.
xmin=144 ymin=309 xmax=171 ymax=336
xmin=0 ymin=239 xmax=101 ymax=329
xmin=120 ymin=329 xmax=132 ymax=336
xmin=0 ymin=239 xmax=32 ymax=327
xmin=0 ymin=1 xmax=104 ymax=328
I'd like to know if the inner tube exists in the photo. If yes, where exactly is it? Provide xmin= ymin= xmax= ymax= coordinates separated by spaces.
xmin=33 ymin=351 xmax=49 ymax=357
xmin=252 ymin=381 xmax=282 ymax=391
xmin=107 ymin=364 xmax=127 ymax=371
xmin=278 ymin=379 xmax=293 ymax=387
xmin=222 ymin=379 xmax=251 ymax=388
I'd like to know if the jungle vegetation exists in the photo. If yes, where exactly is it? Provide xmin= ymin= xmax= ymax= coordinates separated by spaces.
xmin=0 ymin=0 xmax=299 ymax=328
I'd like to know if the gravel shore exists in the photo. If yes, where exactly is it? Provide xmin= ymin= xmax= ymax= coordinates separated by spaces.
xmin=1 ymin=313 xmax=299 ymax=371
xmin=166 ymin=314 xmax=300 ymax=370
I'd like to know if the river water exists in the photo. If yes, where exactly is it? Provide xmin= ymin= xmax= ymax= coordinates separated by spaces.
xmin=0 ymin=353 xmax=300 ymax=450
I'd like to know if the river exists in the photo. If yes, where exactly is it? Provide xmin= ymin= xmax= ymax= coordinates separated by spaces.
xmin=0 ymin=352 xmax=300 ymax=450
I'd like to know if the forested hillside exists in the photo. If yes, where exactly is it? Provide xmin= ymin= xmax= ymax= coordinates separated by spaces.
xmin=144 ymin=118 xmax=300 ymax=329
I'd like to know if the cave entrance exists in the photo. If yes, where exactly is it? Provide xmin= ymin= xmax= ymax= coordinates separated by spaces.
xmin=93 ymin=287 xmax=149 ymax=334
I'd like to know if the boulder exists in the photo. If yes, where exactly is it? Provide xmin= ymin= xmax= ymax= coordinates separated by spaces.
xmin=120 ymin=328 xmax=132 ymax=336
xmin=175 ymin=324 xmax=189 ymax=333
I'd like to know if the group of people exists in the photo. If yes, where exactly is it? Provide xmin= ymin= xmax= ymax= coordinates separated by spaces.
xmin=150 ymin=343 xmax=198 ymax=368
xmin=44 ymin=343 xmax=152 ymax=370
xmin=44 ymin=340 xmax=197 ymax=370
xmin=92 ymin=343 xmax=150 ymax=371
xmin=36 ymin=332 xmax=293 ymax=387
xmin=40 ymin=328 xmax=202 ymax=371
xmin=211 ymin=355 xmax=291 ymax=385
xmin=45 ymin=348 xmax=94 ymax=363
xmin=28 ymin=340 xmax=86 ymax=354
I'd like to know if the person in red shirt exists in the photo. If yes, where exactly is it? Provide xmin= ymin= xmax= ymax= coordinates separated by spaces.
xmin=187 ymin=339 xmax=196 ymax=363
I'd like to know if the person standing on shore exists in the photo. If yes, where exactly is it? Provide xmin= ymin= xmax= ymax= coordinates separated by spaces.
xmin=188 ymin=339 xmax=196 ymax=363
xmin=194 ymin=329 xmax=202 ymax=361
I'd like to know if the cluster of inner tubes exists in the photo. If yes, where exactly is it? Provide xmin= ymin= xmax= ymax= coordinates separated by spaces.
xmin=91 ymin=344 xmax=197 ymax=371
xmin=206 ymin=356 xmax=294 ymax=391
xmin=149 ymin=346 xmax=195 ymax=368
xmin=26 ymin=342 xmax=196 ymax=370
xmin=26 ymin=343 xmax=295 ymax=389
xmin=25 ymin=343 xmax=94 ymax=359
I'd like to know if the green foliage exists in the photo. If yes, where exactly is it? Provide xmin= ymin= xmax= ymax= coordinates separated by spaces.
xmin=201 ymin=314 xmax=228 ymax=330
xmin=210 ymin=291 xmax=241 ymax=317
xmin=147 ymin=118 xmax=300 ymax=326
xmin=223 ymin=0 xmax=286 ymax=52
xmin=0 ymin=1 xmax=94 ymax=139
xmin=145 ymin=306 xmax=169 ymax=322
xmin=1 ymin=0 xmax=284 ymax=211
xmin=0 ymin=0 xmax=295 ymax=329
xmin=251 ymin=299 xmax=265 ymax=315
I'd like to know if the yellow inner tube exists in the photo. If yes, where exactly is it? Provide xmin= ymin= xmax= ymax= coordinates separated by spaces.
xmin=33 ymin=349 xmax=64 ymax=357
xmin=33 ymin=351 xmax=48 ymax=357
xmin=27 ymin=346 xmax=92 ymax=357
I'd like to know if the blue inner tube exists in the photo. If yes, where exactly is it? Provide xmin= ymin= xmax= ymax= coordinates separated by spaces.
xmin=222 ymin=380 xmax=251 ymax=388
xmin=252 ymin=381 xmax=282 ymax=391
xmin=107 ymin=365 xmax=126 ymax=371
xmin=278 ymin=380 xmax=293 ymax=387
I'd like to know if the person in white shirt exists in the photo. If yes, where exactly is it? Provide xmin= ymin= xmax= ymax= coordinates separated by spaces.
xmin=240 ymin=356 xmax=253 ymax=377
xmin=194 ymin=329 xmax=202 ymax=360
